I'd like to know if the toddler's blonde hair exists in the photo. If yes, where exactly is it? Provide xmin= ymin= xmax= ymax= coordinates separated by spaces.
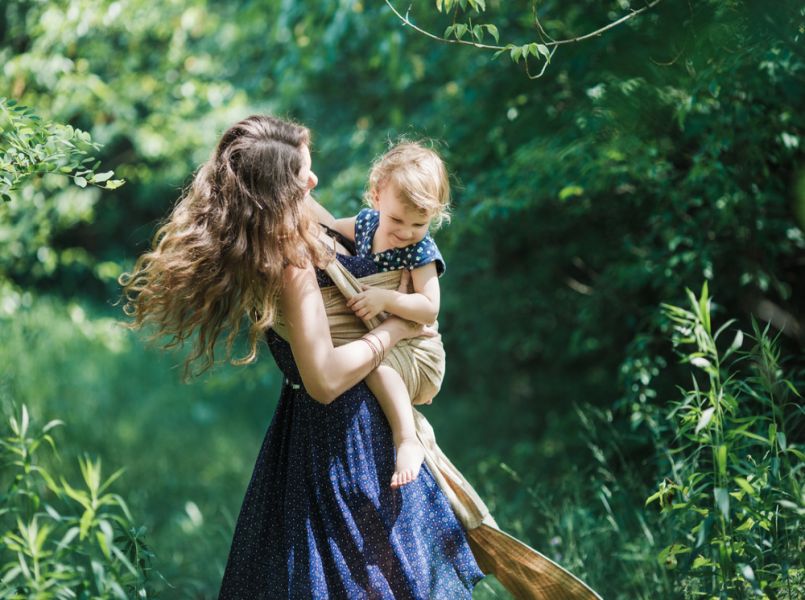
xmin=365 ymin=141 xmax=451 ymax=229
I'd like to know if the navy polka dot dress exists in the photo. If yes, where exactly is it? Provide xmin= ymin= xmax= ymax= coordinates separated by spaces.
xmin=354 ymin=209 xmax=446 ymax=276
xmin=217 ymin=230 xmax=484 ymax=599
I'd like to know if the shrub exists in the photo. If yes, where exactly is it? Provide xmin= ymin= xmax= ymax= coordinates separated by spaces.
xmin=647 ymin=283 xmax=804 ymax=597
xmin=0 ymin=403 xmax=157 ymax=599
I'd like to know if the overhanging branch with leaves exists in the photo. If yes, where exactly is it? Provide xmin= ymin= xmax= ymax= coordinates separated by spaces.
xmin=384 ymin=0 xmax=664 ymax=79
xmin=0 ymin=97 xmax=124 ymax=203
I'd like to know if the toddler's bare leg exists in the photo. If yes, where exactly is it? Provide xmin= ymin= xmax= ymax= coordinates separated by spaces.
xmin=366 ymin=365 xmax=425 ymax=489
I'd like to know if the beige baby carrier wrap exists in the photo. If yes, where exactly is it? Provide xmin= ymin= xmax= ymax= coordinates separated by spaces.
xmin=273 ymin=257 xmax=601 ymax=600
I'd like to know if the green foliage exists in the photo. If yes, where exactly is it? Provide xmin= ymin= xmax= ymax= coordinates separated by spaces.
xmin=0 ymin=294 xmax=280 ymax=596
xmin=646 ymin=283 xmax=804 ymax=597
xmin=1 ymin=0 xmax=803 ymax=597
xmin=0 ymin=403 xmax=156 ymax=598
xmin=390 ymin=0 xmax=659 ymax=77
xmin=0 ymin=97 xmax=124 ymax=203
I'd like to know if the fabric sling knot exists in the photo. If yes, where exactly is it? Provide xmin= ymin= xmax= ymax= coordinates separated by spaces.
xmin=272 ymin=256 xmax=603 ymax=600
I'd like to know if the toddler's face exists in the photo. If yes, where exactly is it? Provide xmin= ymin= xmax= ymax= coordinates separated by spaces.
xmin=372 ymin=183 xmax=431 ymax=248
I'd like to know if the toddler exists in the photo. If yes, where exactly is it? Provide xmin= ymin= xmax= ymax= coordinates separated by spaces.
xmin=332 ymin=142 xmax=450 ymax=489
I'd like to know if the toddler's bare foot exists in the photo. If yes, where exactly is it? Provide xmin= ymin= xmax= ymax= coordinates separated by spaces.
xmin=390 ymin=438 xmax=425 ymax=489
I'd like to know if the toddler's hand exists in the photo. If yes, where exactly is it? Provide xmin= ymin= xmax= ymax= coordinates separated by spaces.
xmin=347 ymin=285 xmax=388 ymax=321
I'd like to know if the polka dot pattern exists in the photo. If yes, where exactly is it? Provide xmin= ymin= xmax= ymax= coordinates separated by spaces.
xmin=354 ymin=209 xmax=445 ymax=276
xmin=217 ymin=245 xmax=483 ymax=598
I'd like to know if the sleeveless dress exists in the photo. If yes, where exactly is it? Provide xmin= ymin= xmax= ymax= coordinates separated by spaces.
xmin=217 ymin=230 xmax=484 ymax=599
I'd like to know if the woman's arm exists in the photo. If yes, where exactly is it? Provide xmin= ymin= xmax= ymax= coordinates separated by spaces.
xmin=331 ymin=217 xmax=356 ymax=242
xmin=346 ymin=262 xmax=440 ymax=325
xmin=280 ymin=263 xmax=426 ymax=404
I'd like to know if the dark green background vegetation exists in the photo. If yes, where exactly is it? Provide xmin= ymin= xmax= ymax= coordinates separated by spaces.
xmin=1 ymin=0 xmax=803 ymax=597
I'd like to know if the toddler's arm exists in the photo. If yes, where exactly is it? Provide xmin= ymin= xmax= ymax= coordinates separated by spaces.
xmin=347 ymin=262 xmax=440 ymax=325
xmin=331 ymin=217 xmax=357 ymax=242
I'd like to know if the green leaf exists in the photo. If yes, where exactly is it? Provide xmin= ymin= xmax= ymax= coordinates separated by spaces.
xmin=42 ymin=419 xmax=64 ymax=433
xmin=559 ymin=185 xmax=584 ymax=201
xmin=740 ymin=564 xmax=760 ymax=591
xmin=699 ymin=281 xmax=711 ymax=334
xmin=79 ymin=508 xmax=94 ymax=540
xmin=74 ymin=175 xmax=87 ymax=188
xmin=729 ymin=329 xmax=743 ymax=352
xmin=691 ymin=555 xmax=715 ymax=570
xmin=96 ymin=530 xmax=112 ymax=560
xmin=21 ymin=405 xmax=29 ymax=437
xmin=485 ymin=24 xmax=499 ymax=43
xmin=776 ymin=431 xmax=787 ymax=451
xmin=472 ymin=25 xmax=483 ymax=41
xmin=734 ymin=477 xmax=755 ymax=497
xmin=695 ymin=407 xmax=715 ymax=434
xmin=733 ymin=430 xmax=771 ymax=445
xmin=657 ymin=544 xmax=689 ymax=569
xmin=716 ymin=444 xmax=727 ymax=477
xmin=690 ymin=357 xmax=711 ymax=369
xmin=511 ymin=46 xmax=523 ymax=63
xmin=787 ymin=447 xmax=805 ymax=461
xmin=92 ymin=170 xmax=114 ymax=183
xmin=714 ymin=487 xmax=729 ymax=519
xmin=536 ymin=44 xmax=551 ymax=60
xmin=104 ymin=179 xmax=125 ymax=190
xmin=455 ymin=24 xmax=467 ymax=40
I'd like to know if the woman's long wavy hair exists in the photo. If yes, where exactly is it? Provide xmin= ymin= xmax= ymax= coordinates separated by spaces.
xmin=119 ymin=115 xmax=327 ymax=379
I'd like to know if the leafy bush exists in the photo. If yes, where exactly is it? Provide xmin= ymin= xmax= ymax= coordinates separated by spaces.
xmin=0 ymin=293 xmax=278 ymax=597
xmin=647 ymin=283 xmax=804 ymax=597
xmin=0 ymin=403 xmax=157 ymax=598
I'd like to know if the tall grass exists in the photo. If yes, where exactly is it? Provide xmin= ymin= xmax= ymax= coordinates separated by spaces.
xmin=0 ymin=295 xmax=280 ymax=597
xmin=648 ymin=283 xmax=803 ymax=597
xmin=1 ymin=404 xmax=156 ymax=597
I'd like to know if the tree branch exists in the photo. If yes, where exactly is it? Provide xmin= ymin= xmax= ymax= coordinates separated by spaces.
xmin=384 ymin=0 xmax=663 ymax=51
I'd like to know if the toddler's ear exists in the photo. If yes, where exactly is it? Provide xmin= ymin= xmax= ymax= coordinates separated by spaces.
xmin=370 ymin=188 xmax=380 ymax=209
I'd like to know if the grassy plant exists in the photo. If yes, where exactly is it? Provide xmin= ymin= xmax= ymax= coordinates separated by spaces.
xmin=647 ymin=282 xmax=804 ymax=598
xmin=0 ymin=293 xmax=284 ymax=596
xmin=0 ymin=403 xmax=157 ymax=598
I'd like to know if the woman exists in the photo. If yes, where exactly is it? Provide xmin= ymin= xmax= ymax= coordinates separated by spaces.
xmin=120 ymin=115 xmax=485 ymax=598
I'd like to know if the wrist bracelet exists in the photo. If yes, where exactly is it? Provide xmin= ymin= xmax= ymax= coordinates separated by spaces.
xmin=360 ymin=336 xmax=382 ymax=369
xmin=365 ymin=332 xmax=386 ymax=364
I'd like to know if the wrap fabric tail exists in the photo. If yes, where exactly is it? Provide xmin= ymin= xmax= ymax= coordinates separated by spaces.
xmin=271 ymin=257 xmax=603 ymax=600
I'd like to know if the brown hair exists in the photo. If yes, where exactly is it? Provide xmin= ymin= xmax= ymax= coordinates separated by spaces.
xmin=365 ymin=141 xmax=451 ymax=229
xmin=119 ymin=115 xmax=325 ymax=379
